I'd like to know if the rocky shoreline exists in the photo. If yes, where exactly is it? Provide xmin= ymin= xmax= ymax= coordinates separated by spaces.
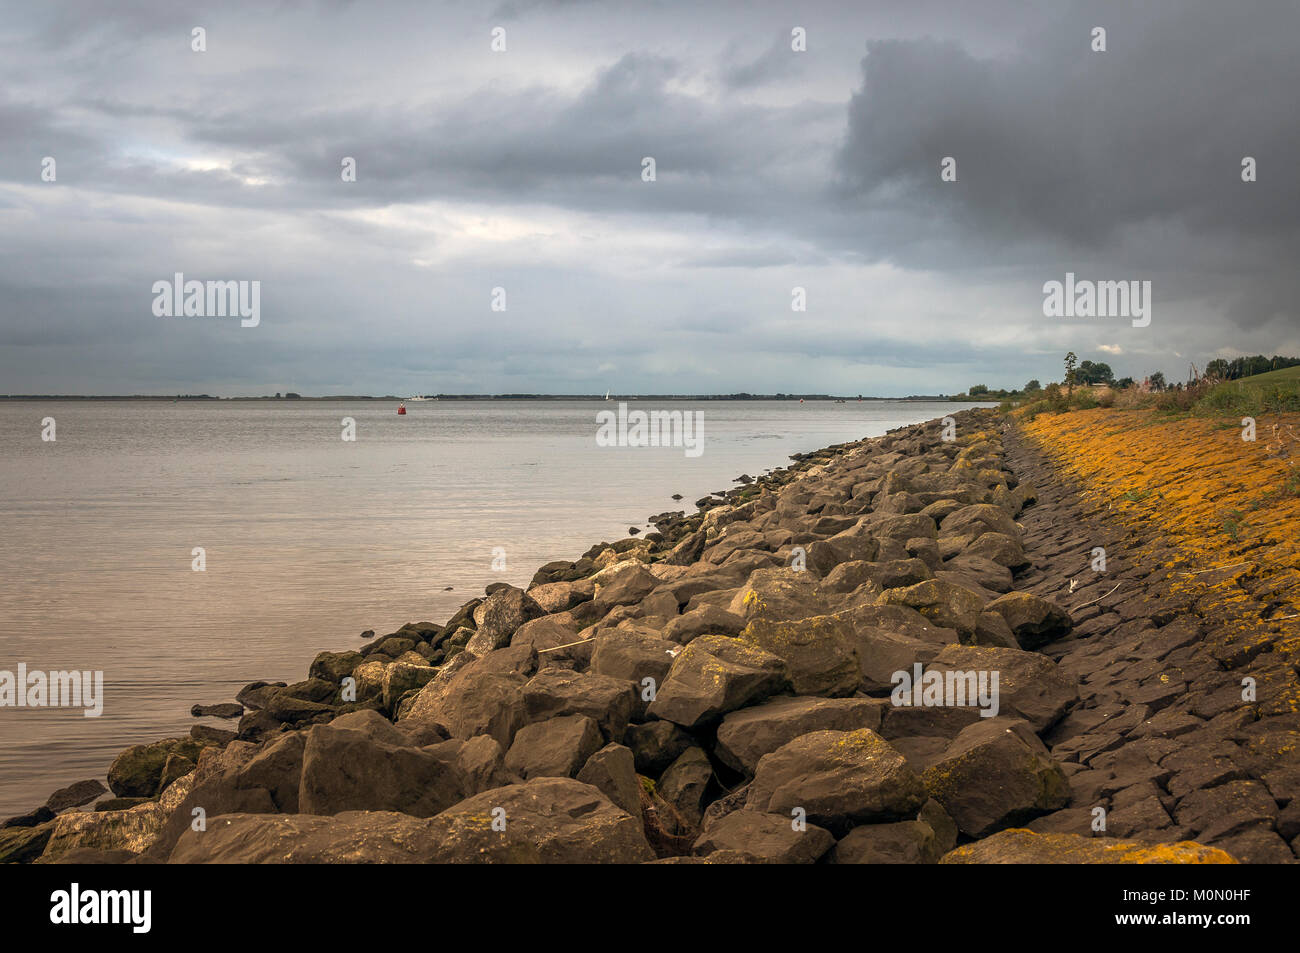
xmin=4 ymin=407 xmax=1291 ymax=864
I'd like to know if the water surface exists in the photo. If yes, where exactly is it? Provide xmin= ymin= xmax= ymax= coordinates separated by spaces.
xmin=0 ymin=398 xmax=974 ymax=816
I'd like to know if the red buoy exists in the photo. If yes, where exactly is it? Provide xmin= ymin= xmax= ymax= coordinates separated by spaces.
xmin=397 ymin=402 xmax=407 ymax=415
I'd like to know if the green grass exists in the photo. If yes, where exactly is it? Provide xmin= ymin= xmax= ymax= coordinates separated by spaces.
xmin=1198 ymin=365 xmax=1300 ymax=416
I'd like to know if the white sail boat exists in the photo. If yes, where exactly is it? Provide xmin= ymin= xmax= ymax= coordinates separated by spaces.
xmin=604 ymin=389 xmax=611 ymax=400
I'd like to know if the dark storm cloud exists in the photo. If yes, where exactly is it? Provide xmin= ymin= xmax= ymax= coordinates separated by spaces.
xmin=836 ymin=1 xmax=1300 ymax=331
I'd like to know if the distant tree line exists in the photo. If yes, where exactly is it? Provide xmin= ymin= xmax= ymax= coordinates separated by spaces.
xmin=1203 ymin=355 xmax=1300 ymax=380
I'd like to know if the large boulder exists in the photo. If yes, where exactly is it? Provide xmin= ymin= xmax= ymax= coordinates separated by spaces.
xmin=427 ymin=777 xmax=654 ymax=863
xmin=401 ymin=668 xmax=528 ymax=749
xmin=925 ymin=644 xmax=1078 ymax=732
xmin=298 ymin=722 xmax=468 ymax=817
xmin=169 ymin=811 xmax=453 ymax=864
xmin=576 ymin=744 xmax=642 ymax=819
xmin=728 ymin=568 xmax=827 ymax=623
xmin=511 ymin=616 xmax=591 ymax=667
xmin=471 ymin=586 xmax=545 ymax=650
xmin=715 ymin=696 xmax=885 ymax=775
xmin=504 ymin=715 xmax=604 ymax=780
xmin=940 ymin=504 xmax=1020 ymax=540
xmin=591 ymin=565 xmax=660 ymax=613
xmin=647 ymin=635 xmax=790 ymax=729
xmin=41 ymin=773 xmax=196 ymax=860
xmin=961 ymin=532 xmax=1030 ymax=571
xmin=739 ymin=615 xmax=860 ymax=697
xmin=922 ymin=718 xmax=1070 ymax=837
xmin=662 ymin=605 xmax=747 ymax=645
xmin=827 ymin=820 xmax=942 ymax=864
xmin=381 ymin=661 xmax=437 ymax=712
xmin=806 ymin=533 xmax=879 ymax=577
xmin=877 ymin=579 xmax=985 ymax=637
xmin=107 ymin=737 xmax=206 ymax=798
xmin=521 ymin=669 xmax=636 ymax=742
xmin=940 ymin=829 xmax=1237 ymax=864
xmin=692 ymin=811 xmax=834 ymax=864
xmin=0 ymin=822 xmax=55 ymax=864
xmin=309 ymin=650 xmax=364 ymax=683
xmin=590 ymin=628 xmax=676 ymax=718
xmin=983 ymin=592 xmax=1073 ymax=649
xmin=746 ymin=729 xmax=927 ymax=835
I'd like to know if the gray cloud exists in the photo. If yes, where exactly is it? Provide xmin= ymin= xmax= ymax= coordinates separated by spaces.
xmin=0 ymin=0 xmax=1295 ymax=397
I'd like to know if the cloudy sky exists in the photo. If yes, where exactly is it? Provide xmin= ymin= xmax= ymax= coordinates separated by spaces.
xmin=1 ymin=0 xmax=1297 ymax=396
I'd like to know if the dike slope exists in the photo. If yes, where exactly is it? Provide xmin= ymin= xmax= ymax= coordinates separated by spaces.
xmin=4 ymin=408 xmax=1266 ymax=865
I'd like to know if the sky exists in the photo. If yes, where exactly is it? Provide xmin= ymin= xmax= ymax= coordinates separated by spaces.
xmin=1 ymin=0 xmax=1297 ymax=397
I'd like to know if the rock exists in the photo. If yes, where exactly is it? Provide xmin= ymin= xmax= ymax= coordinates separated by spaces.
xmin=158 ymin=753 xmax=195 ymax=792
xmin=308 ymin=651 xmax=364 ymax=684
xmin=592 ymin=565 xmax=660 ymax=612
xmin=259 ymin=690 xmax=336 ymax=725
xmin=42 ymin=773 xmax=196 ymax=859
xmin=828 ymin=820 xmax=941 ymax=864
xmin=381 ymin=661 xmax=437 ymax=711
xmin=1 ymin=806 xmax=55 ymax=829
xmin=190 ymin=703 xmax=245 ymax=719
xmin=472 ymin=586 xmax=544 ymax=649
xmin=746 ymin=729 xmax=927 ymax=835
xmin=940 ymin=503 xmax=1020 ymax=539
xmin=504 ymin=715 xmax=604 ymax=780
xmin=739 ymin=615 xmax=860 ymax=697
xmin=527 ymin=581 xmax=584 ymax=613
xmin=877 ymin=579 xmax=986 ymax=636
xmin=728 ymin=568 xmax=827 ymax=623
xmin=512 ymin=616 xmax=592 ymax=667
xmin=919 ymin=797 xmax=959 ymax=853
xmin=940 ymin=829 xmax=1237 ymax=864
xmin=926 ymin=644 xmax=1079 ymax=732
xmin=521 ymin=669 xmax=636 ymax=742
xmin=590 ymin=628 xmax=676 ymax=718
xmin=647 ymin=635 xmax=790 ymax=729
xmin=238 ymin=730 xmax=306 ymax=813
xmin=169 ymin=811 xmax=453 ymax=864
xmin=658 ymin=747 xmax=713 ymax=825
xmin=95 ymin=798 xmax=150 ymax=811
xmin=663 ymin=529 xmax=707 ymax=566
xmin=0 ymin=821 xmax=55 ymax=863
xmin=426 ymin=777 xmax=654 ymax=863
xmin=851 ymin=627 xmax=943 ymax=695
xmin=624 ymin=721 xmax=696 ymax=775
xmin=402 ymin=668 xmax=528 ymax=749
xmin=972 ymin=611 xmax=1020 ymax=648
xmin=961 ymin=532 xmax=1030 ymax=570
xmin=693 ymin=811 xmax=834 ymax=863
xmin=190 ymin=724 xmax=237 ymax=745
xmin=299 ymin=722 xmax=467 ymax=817
xmin=576 ymin=744 xmax=642 ymax=819
xmin=984 ymin=592 xmax=1073 ymax=649
xmin=44 ymin=779 xmax=107 ymax=812
xmin=715 ymin=696 xmax=885 ymax=775
xmin=107 ymin=737 xmax=205 ymax=798
xmin=235 ymin=681 xmax=286 ymax=712
xmin=663 ymin=605 xmax=746 ymax=644
xmin=942 ymin=555 xmax=1013 ymax=594
xmin=806 ymin=533 xmax=879 ymax=577
xmin=869 ymin=513 xmax=938 ymax=540
xmin=922 ymin=718 xmax=1070 ymax=838
xmin=1174 ymin=780 xmax=1278 ymax=838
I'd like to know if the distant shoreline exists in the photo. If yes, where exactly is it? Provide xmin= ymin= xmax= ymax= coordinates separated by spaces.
xmin=0 ymin=394 xmax=997 ymax=403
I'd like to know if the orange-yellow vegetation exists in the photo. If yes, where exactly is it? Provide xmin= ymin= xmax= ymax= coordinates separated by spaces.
xmin=1021 ymin=407 xmax=1300 ymax=714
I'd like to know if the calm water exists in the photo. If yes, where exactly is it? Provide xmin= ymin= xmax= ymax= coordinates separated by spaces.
xmin=0 ymin=398 xmax=972 ymax=816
